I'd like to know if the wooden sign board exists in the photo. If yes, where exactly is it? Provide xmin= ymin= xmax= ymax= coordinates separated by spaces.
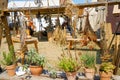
xmin=107 ymin=5 xmax=120 ymax=34
xmin=113 ymin=4 xmax=120 ymax=15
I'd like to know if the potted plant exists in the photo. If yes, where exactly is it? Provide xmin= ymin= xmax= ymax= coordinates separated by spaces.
xmin=1 ymin=46 xmax=16 ymax=76
xmin=47 ymin=64 xmax=57 ymax=79
xmin=99 ymin=62 xmax=115 ymax=80
xmin=58 ymin=51 xmax=81 ymax=80
xmin=27 ymin=48 xmax=46 ymax=76
xmin=80 ymin=53 xmax=95 ymax=79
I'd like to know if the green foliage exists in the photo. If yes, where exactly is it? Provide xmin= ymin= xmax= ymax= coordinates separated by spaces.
xmin=58 ymin=51 xmax=81 ymax=72
xmin=80 ymin=53 xmax=95 ymax=68
xmin=27 ymin=48 xmax=46 ymax=66
xmin=99 ymin=62 xmax=115 ymax=73
xmin=59 ymin=57 xmax=78 ymax=72
xmin=1 ymin=46 xmax=15 ymax=66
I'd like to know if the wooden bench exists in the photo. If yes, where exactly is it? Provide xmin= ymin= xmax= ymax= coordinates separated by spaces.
xmin=66 ymin=36 xmax=83 ymax=50
xmin=12 ymin=36 xmax=38 ymax=52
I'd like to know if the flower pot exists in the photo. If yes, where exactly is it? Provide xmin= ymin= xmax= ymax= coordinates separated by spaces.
xmin=6 ymin=64 xmax=16 ymax=76
xmin=30 ymin=66 xmax=43 ymax=76
xmin=84 ymin=68 xmax=95 ymax=79
xmin=66 ymin=72 xmax=76 ymax=80
xmin=100 ymin=72 xmax=112 ymax=80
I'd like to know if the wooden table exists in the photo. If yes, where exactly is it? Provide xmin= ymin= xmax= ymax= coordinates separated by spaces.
xmin=66 ymin=36 xmax=83 ymax=50
xmin=12 ymin=36 xmax=38 ymax=52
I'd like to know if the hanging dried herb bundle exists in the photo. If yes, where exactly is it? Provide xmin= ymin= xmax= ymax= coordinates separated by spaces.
xmin=64 ymin=3 xmax=79 ymax=19
xmin=52 ymin=26 xmax=67 ymax=46
xmin=100 ymin=50 xmax=112 ymax=62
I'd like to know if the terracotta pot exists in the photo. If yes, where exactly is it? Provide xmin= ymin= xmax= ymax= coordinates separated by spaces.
xmin=84 ymin=68 xmax=95 ymax=79
xmin=30 ymin=66 xmax=43 ymax=76
xmin=66 ymin=72 xmax=76 ymax=80
xmin=6 ymin=64 xmax=16 ymax=76
xmin=100 ymin=72 xmax=112 ymax=80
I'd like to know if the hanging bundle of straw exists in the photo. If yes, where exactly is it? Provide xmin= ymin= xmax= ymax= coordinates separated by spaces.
xmin=64 ymin=3 xmax=79 ymax=19
xmin=52 ymin=26 xmax=67 ymax=46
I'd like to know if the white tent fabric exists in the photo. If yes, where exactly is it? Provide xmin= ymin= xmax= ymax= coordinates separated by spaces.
xmin=8 ymin=0 xmax=60 ymax=8
xmin=88 ymin=6 xmax=106 ymax=31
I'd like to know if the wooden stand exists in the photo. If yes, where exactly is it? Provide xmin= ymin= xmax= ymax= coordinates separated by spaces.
xmin=0 ymin=14 xmax=14 ymax=51
xmin=12 ymin=37 xmax=38 ymax=52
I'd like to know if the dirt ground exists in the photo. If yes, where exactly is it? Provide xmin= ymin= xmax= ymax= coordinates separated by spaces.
xmin=0 ymin=36 xmax=100 ymax=69
xmin=0 ymin=37 xmax=63 ymax=68
xmin=1 ymin=36 xmax=120 ymax=80
xmin=0 ymin=36 xmax=84 ymax=80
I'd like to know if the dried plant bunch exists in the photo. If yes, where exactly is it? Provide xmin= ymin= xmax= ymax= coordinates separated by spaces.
xmin=100 ymin=50 xmax=112 ymax=62
xmin=52 ymin=26 xmax=67 ymax=46
xmin=65 ymin=3 xmax=79 ymax=18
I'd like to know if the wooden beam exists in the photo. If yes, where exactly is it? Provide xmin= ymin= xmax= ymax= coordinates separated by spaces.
xmin=113 ymin=44 xmax=120 ymax=74
xmin=1 ymin=15 xmax=14 ymax=51
xmin=3 ymin=1 xmax=120 ymax=15
xmin=0 ymin=21 xmax=3 ymax=47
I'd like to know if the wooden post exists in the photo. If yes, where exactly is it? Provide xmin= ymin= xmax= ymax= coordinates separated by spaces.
xmin=1 ymin=15 xmax=14 ymax=51
xmin=13 ymin=12 xmax=17 ymax=36
xmin=0 ymin=20 xmax=3 ymax=46
xmin=113 ymin=44 xmax=120 ymax=74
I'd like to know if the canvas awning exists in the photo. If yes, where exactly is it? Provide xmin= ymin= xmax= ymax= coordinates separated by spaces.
xmin=2 ymin=1 xmax=120 ymax=15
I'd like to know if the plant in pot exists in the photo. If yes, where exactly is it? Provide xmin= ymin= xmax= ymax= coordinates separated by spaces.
xmin=99 ymin=62 xmax=115 ymax=80
xmin=47 ymin=63 xmax=57 ymax=79
xmin=58 ymin=51 xmax=81 ymax=80
xmin=27 ymin=48 xmax=46 ymax=76
xmin=80 ymin=53 xmax=95 ymax=79
xmin=1 ymin=46 xmax=16 ymax=76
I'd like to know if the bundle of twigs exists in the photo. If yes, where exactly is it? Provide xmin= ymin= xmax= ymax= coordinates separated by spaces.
xmin=52 ymin=26 xmax=67 ymax=46
xmin=64 ymin=1 xmax=80 ymax=38
xmin=64 ymin=2 xmax=79 ymax=19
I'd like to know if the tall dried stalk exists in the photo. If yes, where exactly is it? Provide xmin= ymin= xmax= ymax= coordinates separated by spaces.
xmin=52 ymin=26 xmax=67 ymax=46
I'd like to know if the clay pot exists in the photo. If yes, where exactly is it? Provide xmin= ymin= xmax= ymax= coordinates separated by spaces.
xmin=30 ymin=66 xmax=43 ymax=76
xmin=66 ymin=72 xmax=76 ymax=80
xmin=84 ymin=68 xmax=95 ymax=79
xmin=6 ymin=64 xmax=16 ymax=76
xmin=100 ymin=72 xmax=112 ymax=80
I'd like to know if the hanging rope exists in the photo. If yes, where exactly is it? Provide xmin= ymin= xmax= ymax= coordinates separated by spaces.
xmin=105 ymin=0 xmax=108 ymax=17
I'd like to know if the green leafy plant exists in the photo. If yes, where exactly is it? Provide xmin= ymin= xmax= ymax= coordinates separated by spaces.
xmin=99 ymin=62 xmax=115 ymax=73
xmin=58 ymin=51 xmax=81 ymax=72
xmin=80 ymin=53 xmax=95 ymax=68
xmin=27 ymin=48 xmax=46 ymax=66
xmin=1 ymin=46 xmax=16 ymax=66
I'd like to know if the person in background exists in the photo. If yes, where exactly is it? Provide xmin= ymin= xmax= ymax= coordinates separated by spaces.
xmin=62 ymin=16 xmax=73 ymax=35
xmin=26 ymin=20 xmax=36 ymax=36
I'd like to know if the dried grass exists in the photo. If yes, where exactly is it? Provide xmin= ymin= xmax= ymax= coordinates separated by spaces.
xmin=51 ymin=26 xmax=67 ymax=46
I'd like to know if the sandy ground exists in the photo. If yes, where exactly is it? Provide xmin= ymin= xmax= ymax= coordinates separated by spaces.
xmin=0 ymin=36 xmax=100 ymax=68
xmin=0 ymin=37 xmax=65 ymax=79
xmin=0 ymin=37 xmax=64 ymax=68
